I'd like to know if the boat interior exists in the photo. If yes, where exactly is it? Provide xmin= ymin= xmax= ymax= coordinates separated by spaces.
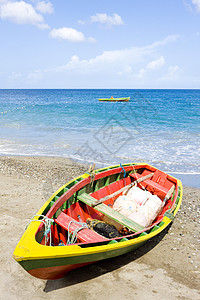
xmin=35 ymin=165 xmax=181 ymax=247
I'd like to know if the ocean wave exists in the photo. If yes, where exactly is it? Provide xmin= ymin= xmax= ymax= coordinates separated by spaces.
xmin=1 ymin=123 xmax=21 ymax=128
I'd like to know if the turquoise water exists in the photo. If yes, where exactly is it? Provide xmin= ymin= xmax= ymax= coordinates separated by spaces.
xmin=0 ymin=89 xmax=199 ymax=187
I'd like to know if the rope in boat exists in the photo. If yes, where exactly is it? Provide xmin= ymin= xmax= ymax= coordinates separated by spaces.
xmin=130 ymin=163 xmax=147 ymax=190
xmin=120 ymin=163 xmax=126 ymax=186
xmin=120 ymin=163 xmax=126 ymax=178
xmin=25 ymin=214 xmax=54 ymax=246
xmin=130 ymin=163 xmax=137 ymax=175
xmin=67 ymin=219 xmax=88 ymax=245
xmin=87 ymin=163 xmax=96 ymax=187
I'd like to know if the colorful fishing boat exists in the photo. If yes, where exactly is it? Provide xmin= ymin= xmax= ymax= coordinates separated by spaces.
xmin=98 ymin=97 xmax=130 ymax=102
xmin=13 ymin=163 xmax=182 ymax=280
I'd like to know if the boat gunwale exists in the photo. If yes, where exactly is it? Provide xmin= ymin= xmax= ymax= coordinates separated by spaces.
xmin=46 ymin=163 xmax=179 ymax=222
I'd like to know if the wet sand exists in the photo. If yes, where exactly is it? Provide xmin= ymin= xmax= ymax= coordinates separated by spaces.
xmin=0 ymin=156 xmax=199 ymax=300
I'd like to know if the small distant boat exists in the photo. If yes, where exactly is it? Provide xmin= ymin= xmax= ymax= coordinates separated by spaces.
xmin=13 ymin=163 xmax=182 ymax=280
xmin=98 ymin=97 xmax=130 ymax=102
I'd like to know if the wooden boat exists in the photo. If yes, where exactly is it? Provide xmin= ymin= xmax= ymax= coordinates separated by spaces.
xmin=13 ymin=163 xmax=182 ymax=280
xmin=98 ymin=97 xmax=130 ymax=102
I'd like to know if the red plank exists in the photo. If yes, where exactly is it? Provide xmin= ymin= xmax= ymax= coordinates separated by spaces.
xmin=51 ymin=224 xmax=59 ymax=245
xmin=55 ymin=212 xmax=107 ymax=243
xmin=64 ymin=201 xmax=90 ymax=222
xmin=130 ymin=172 xmax=170 ymax=199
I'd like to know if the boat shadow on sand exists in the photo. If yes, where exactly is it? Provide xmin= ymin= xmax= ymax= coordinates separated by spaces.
xmin=44 ymin=223 xmax=172 ymax=293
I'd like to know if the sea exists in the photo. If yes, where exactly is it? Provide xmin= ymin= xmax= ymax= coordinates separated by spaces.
xmin=0 ymin=89 xmax=199 ymax=188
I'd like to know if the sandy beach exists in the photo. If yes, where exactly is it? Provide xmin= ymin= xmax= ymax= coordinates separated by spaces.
xmin=0 ymin=156 xmax=199 ymax=300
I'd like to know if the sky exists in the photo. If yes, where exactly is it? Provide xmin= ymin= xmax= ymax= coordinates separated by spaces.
xmin=0 ymin=0 xmax=200 ymax=89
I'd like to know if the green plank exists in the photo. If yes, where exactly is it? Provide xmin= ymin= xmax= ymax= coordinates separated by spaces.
xmin=150 ymin=225 xmax=160 ymax=233
xmin=108 ymin=240 xmax=118 ymax=244
xmin=139 ymin=232 xmax=147 ymax=237
xmin=77 ymin=193 xmax=144 ymax=233
xmin=119 ymin=238 xmax=129 ymax=242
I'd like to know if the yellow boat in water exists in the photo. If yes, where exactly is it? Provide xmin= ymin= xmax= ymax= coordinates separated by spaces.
xmin=98 ymin=97 xmax=130 ymax=102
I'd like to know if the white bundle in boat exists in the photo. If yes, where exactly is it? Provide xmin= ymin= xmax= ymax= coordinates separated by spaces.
xmin=142 ymin=194 xmax=163 ymax=226
xmin=127 ymin=211 xmax=148 ymax=227
xmin=125 ymin=186 xmax=151 ymax=205
xmin=113 ymin=195 xmax=138 ymax=217
xmin=128 ymin=194 xmax=163 ymax=227
xmin=113 ymin=186 xmax=163 ymax=228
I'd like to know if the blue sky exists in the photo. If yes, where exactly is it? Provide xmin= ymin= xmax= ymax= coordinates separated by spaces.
xmin=0 ymin=0 xmax=200 ymax=88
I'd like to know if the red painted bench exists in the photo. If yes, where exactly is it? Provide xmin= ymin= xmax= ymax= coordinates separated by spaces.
xmin=130 ymin=172 xmax=171 ymax=200
xmin=55 ymin=212 xmax=107 ymax=244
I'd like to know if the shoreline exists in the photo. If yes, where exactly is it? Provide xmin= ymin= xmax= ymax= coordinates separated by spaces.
xmin=0 ymin=154 xmax=199 ymax=188
xmin=0 ymin=156 xmax=199 ymax=299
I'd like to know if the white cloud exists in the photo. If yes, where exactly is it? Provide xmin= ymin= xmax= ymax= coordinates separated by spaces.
xmin=90 ymin=13 xmax=123 ymax=26
xmin=138 ymin=56 xmax=165 ymax=78
xmin=87 ymin=36 xmax=96 ymax=43
xmin=183 ymin=0 xmax=193 ymax=11
xmin=58 ymin=48 xmax=142 ymax=73
xmin=167 ymin=65 xmax=182 ymax=77
xmin=27 ymin=69 xmax=44 ymax=80
xmin=50 ymin=27 xmax=95 ymax=43
xmin=9 ymin=71 xmax=22 ymax=80
xmin=23 ymin=35 xmax=181 ymax=88
xmin=146 ymin=56 xmax=165 ymax=70
xmin=158 ymin=65 xmax=182 ymax=83
xmin=57 ymin=36 xmax=176 ymax=76
xmin=192 ymin=0 xmax=200 ymax=12
xmin=36 ymin=1 xmax=53 ymax=14
xmin=137 ymin=68 xmax=145 ymax=78
xmin=0 ymin=0 xmax=49 ymax=28
xmin=50 ymin=27 xmax=85 ymax=42
xmin=78 ymin=19 xmax=85 ymax=25
xmin=150 ymin=35 xmax=180 ymax=48
xmin=117 ymin=65 xmax=132 ymax=76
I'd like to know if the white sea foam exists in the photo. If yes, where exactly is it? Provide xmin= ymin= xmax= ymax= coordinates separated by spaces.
xmin=0 ymin=89 xmax=199 ymax=189
xmin=166 ymin=171 xmax=200 ymax=175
